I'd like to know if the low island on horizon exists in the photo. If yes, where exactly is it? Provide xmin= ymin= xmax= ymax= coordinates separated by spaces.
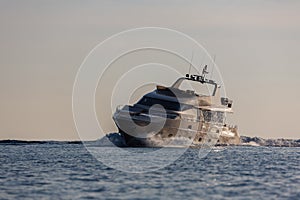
xmin=1 ymin=135 xmax=299 ymax=147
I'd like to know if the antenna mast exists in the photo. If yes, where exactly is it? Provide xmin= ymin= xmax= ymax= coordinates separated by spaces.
xmin=210 ymin=54 xmax=216 ymax=79
xmin=202 ymin=65 xmax=209 ymax=79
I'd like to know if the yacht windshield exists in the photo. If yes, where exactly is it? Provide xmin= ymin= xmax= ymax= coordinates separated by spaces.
xmin=137 ymin=97 xmax=191 ymax=111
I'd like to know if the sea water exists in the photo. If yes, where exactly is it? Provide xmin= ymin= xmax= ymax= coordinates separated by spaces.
xmin=0 ymin=141 xmax=299 ymax=199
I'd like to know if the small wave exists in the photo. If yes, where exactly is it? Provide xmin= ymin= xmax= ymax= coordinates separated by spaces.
xmin=211 ymin=146 xmax=227 ymax=152
xmin=85 ymin=133 xmax=127 ymax=147
xmin=241 ymin=141 xmax=261 ymax=146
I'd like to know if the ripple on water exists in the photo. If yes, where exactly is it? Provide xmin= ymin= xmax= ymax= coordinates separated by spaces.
xmin=0 ymin=144 xmax=299 ymax=199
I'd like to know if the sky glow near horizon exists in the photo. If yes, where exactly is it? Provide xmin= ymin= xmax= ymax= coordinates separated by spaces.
xmin=0 ymin=0 xmax=299 ymax=140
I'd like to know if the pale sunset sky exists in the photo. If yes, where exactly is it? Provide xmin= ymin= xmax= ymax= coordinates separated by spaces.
xmin=0 ymin=0 xmax=300 ymax=140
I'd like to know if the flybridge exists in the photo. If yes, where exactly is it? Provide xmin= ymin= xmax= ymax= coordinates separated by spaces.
xmin=185 ymin=74 xmax=216 ymax=84
xmin=185 ymin=73 xmax=218 ymax=94
xmin=185 ymin=65 xmax=217 ymax=85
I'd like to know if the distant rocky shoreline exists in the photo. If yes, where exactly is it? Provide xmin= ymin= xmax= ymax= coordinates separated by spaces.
xmin=0 ymin=135 xmax=299 ymax=147
xmin=240 ymin=136 xmax=300 ymax=147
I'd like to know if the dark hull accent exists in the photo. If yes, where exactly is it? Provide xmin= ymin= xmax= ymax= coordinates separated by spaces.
xmin=119 ymin=130 xmax=154 ymax=147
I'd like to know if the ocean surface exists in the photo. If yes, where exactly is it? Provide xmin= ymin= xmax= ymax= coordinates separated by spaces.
xmin=0 ymin=141 xmax=299 ymax=200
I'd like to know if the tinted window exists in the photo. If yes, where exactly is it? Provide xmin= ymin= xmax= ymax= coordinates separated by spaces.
xmin=137 ymin=97 xmax=181 ymax=111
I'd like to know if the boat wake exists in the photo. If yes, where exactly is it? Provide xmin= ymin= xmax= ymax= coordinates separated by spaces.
xmin=98 ymin=133 xmax=198 ymax=148
xmin=85 ymin=133 xmax=127 ymax=147
xmin=92 ymin=133 xmax=196 ymax=148
xmin=94 ymin=134 xmax=300 ymax=148
xmin=144 ymin=135 xmax=195 ymax=148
